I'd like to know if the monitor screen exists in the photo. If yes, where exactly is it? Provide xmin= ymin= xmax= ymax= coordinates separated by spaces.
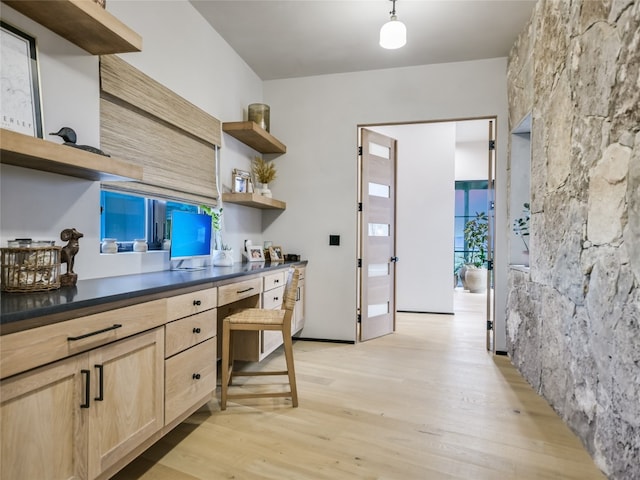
xmin=169 ymin=210 xmax=212 ymax=261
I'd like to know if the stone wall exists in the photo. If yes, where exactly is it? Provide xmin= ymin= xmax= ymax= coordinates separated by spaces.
xmin=505 ymin=1 xmax=639 ymax=478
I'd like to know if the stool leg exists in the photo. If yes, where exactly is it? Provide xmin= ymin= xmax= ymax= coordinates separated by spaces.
xmin=282 ymin=328 xmax=298 ymax=407
xmin=221 ymin=320 xmax=231 ymax=410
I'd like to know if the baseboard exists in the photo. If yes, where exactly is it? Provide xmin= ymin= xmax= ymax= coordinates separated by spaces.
xmin=397 ymin=310 xmax=454 ymax=315
xmin=294 ymin=337 xmax=355 ymax=344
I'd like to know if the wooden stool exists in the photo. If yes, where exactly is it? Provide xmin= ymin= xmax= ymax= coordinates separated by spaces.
xmin=220 ymin=267 xmax=300 ymax=410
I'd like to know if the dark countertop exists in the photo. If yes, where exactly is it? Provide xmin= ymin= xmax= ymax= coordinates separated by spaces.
xmin=1 ymin=261 xmax=306 ymax=334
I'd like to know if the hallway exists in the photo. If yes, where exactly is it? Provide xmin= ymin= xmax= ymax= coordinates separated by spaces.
xmin=114 ymin=298 xmax=604 ymax=479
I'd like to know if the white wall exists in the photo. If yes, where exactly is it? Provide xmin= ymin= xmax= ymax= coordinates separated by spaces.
xmin=455 ymin=141 xmax=489 ymax=180
xmin=264 ymin=58 xmax=510 ymax=343
xmin=372 ymin=123 xmax=456 ymax=314
xmin=0 ymin=1 xmax=265 ymax=279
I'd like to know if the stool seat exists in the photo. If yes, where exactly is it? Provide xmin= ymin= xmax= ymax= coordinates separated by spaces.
xmin=220 ymin=267 xmax=300 ymax=410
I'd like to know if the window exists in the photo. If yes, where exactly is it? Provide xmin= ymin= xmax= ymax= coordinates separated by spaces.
xmin=454 ymin=180 xmax=488 ymax=266
xmin=100 ymin=191 xmax=200 ymax=252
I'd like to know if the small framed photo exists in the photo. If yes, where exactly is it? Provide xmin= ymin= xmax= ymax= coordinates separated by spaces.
xmin=247 ymin=245 xmax=265 ymax=262
xmin=269 ymin=245 xmax=284 ymax=262
xmin=232 ymin=169 xmax=253 ymax=193
xmin=0 ymin=21 xmax=43 ymax=138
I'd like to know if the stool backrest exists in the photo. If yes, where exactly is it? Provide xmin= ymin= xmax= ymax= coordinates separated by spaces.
xmin=282 ymin=267 xmax=300 ymax=312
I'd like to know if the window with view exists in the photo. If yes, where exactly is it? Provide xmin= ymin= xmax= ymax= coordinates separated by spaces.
xmin=100 ymin=191 xmax=200 ymax=252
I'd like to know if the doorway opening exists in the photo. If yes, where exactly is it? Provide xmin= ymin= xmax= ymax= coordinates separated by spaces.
xmin=357 ymin=117 xmax=496 ymax=350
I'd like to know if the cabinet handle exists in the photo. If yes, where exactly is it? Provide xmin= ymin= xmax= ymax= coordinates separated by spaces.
xmin=193 ymin=299 xmax=202 ymax=306
xmin=67 ymin=324 xmax=122 ymax=341
xmin=94 ymin=364 xmax=104 ymax=401
xmin=273 ymin=296 xmax=279 ymax=301
xmin=193 ymin=327 xmax=201 ymax=334
xmin=192 ymin=373 xmax=201 ymax=380
xmin=275 ymin=279 xmax=280 ymax=283
xmin=237 ymin=287 xmax=254 ymax=294
xmin=81 ymin=370 xmax=90 ymax=409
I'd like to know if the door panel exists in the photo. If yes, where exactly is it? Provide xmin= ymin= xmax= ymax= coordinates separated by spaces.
xmin=486 ymin=120 xmax=496 ymax=351
xmin=359 ymin=129 xmax=397 ymax=341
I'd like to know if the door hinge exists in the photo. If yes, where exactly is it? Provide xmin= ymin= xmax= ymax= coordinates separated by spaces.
xmin=489 ymin=140 xmax=495 ymax=150
xmin=357 ymin=258 xmax=362 ymax=268
xmin=487 ymin=320 xmax=493 ymax=331
xmin=358 ymin=202 xmax=363 ymax=212
xmin=358 ymin=146 xmax=363 ymax=156
xmin=357 ymin=314 xmax=361 ymax=323
xmin=487 ymin=260 xmax=494 ymax=271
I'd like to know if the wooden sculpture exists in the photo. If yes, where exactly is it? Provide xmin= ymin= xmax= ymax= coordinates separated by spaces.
xmin=60 ymin=228 xmax=83 ymax=286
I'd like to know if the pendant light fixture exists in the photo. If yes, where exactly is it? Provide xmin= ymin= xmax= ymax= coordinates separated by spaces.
xmin=379 ymin=0 xmax=407 ymax=49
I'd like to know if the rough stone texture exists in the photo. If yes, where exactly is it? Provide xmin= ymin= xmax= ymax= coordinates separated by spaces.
xmin=506 ymin=1 xmax=640 ymax=478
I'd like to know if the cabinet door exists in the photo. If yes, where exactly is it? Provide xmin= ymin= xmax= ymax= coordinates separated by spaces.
xmin=88 ymin=328 xmax=164 ymax=479
xmin=293 ymin=272 xmax=306 ymax=333
xmin=1 ymin=355 xmax=88 ymax=480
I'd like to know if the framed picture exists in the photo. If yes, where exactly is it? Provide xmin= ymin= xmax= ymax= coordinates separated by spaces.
xmin=0 ymin=22 xmax=43 ymax=138
xmin=247 ymin=245 xmax=265 ymax=262
xmin=232 ymin=169 xmax=253 ymax=193
xmin=269 ymin=245 xmax=284 ymax=262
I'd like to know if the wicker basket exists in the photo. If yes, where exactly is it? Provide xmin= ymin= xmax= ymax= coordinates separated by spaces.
xmin=1 ymin=246 xmax=62 ymax=292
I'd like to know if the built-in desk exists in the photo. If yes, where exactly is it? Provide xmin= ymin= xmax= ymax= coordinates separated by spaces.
xmin=0 ymin=260 xmax=306 ymax=480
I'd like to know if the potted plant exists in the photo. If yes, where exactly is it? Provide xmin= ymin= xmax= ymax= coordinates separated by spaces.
xmin=201 ymin=206 xmax=233 ymax=266
xmin=463 ymin=211 xmax=488 ymax=293
xmin=252 ymin=156 xmax=277 ymax=197
xmin=513 ymin=202 xmax=530 ymax=253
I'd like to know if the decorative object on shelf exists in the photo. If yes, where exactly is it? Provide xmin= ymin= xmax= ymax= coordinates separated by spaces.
xmin=252 ymin=156 xmax=276 ymax=198
xmin=101 ymin=238 xmax=118 ymax=253
xmin=247 ymin=244 xmax=265 ymax=262
xmin=60 ymin=228 xmax=83 ymax=287
xmin=379 ymin=0 xmax=407 ymax=50
xmin=133 ymin=239 xmax=148 ymax=252
xmin=268 ymin=246 xmax=284 ymax=262
xmin=232 ymin=168 xmax=253 ymax=193
xmin=0 ymin=21 xmax=43 ymax=138
xmin=247 ymin=103 xmax=270 ymax=132
xmin=285 ymin=254 xmax=300 ymax=262
xmin=93 ymin=0 xmax=106 ymax=8
xmin=0 ymin=239 xmax=61 ymax=292
xmin=463 ymin=212 xmax=488 ymax=293
xmin=49 ymin=127 xmax=111 ymax=156
xmin=513 ymin=202 xmax=530 ymax=253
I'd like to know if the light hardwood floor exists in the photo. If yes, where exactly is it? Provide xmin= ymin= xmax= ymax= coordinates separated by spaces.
xmin=113 ymin=290 xmax=605 ymax=479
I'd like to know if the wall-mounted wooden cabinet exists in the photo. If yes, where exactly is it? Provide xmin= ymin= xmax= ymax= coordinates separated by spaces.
xmin=0 ymin=129 xmax=143 ymax=181
xmin=222 ymin=121 xmax=286 ymax=154
xmin=2 ymin=0 xmax=142 ymax=55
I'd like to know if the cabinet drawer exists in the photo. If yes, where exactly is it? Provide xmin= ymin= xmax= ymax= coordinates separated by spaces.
xmin=1 ymin=299 xmax=166 ymax=379
xmin=218 ymin=277 xmax=262 ymax=306
xmin=165 ymin=309 xmax=216 ymax=358
xmin=262 ymin=285 xmax=284 ymax=310
xmin=166 ymin=287 xmax=217 ymax=321
xmin=263 ymin=271 xmax=285 ymax=291
xmin=165 ymin=338 xmax=216 ymax=425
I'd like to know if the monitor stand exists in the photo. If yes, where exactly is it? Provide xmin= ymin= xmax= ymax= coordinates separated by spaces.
xmin=171 ymin=260 xmax=206 ymax=271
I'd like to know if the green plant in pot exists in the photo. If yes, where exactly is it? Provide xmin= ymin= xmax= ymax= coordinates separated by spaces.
xmin=462 ymin=211 xmax=488 ymax=293
xmin=201 ymin=205 xmax=233 ymax=266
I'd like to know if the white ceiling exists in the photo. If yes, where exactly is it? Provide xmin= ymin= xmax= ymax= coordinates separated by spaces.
xmin=190 ymin=0 xmax=537 ymax=81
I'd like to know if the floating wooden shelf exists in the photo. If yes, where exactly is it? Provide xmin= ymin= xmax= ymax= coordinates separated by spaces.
xmin=2 ymin=0 xmax=142 ymax=55
xmin=222 ymin=122 xmax=286 ymax=154
xmin=0 ymin=129 xmax=143 ymax=181
xmin=222 ymin=192 xmax=286 ymax=210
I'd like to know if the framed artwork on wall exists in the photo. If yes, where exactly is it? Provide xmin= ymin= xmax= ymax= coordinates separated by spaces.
xmin=0 ymin=21 xmax=43 ymax=138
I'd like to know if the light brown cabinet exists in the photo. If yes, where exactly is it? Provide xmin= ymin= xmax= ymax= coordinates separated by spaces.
xmin=0 ymin=327 xmax=164 ymax=480
xmin=164 ymin=287 xmax=218 ymax=427
xmin=293 ymin=266 xmax=306 ymax=334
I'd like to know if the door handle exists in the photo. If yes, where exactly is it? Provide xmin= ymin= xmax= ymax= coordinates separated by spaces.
xmin=390 ymin=256 xmax=399 ymax=263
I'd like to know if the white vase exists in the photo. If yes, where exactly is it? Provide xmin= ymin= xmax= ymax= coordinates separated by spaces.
xmin=259 ymin=183 xmax=272 ymax=198
xmin=213 ymin=249 xmax=233 ymax=266
xmin=465 ymin=267 xmax=487 ymax=293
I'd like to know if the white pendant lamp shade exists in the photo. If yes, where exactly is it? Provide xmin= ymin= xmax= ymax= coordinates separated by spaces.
xmin=379 ymin=15 xmax=407 ymax=49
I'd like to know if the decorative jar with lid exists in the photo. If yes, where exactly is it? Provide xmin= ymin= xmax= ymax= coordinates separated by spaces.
xmin=101 ymin=238 xmax=117 ymax=254
xmin=133 ymin=239 xmax=148 ymax=252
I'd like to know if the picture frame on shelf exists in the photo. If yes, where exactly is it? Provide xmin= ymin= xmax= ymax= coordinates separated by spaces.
xmin=247 ymin=245 xmax=265 ymax=262
xmin=268 ymin=245 xmax=284 ymax=262
xmin=232 ymin=169 xmax=253 ymax=193
xmin=0 ymin=21 xmax=43 ymax=138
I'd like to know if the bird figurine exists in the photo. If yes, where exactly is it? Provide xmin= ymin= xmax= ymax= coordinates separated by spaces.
xmin=49 ymin=127 xmax=110 ymax=157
